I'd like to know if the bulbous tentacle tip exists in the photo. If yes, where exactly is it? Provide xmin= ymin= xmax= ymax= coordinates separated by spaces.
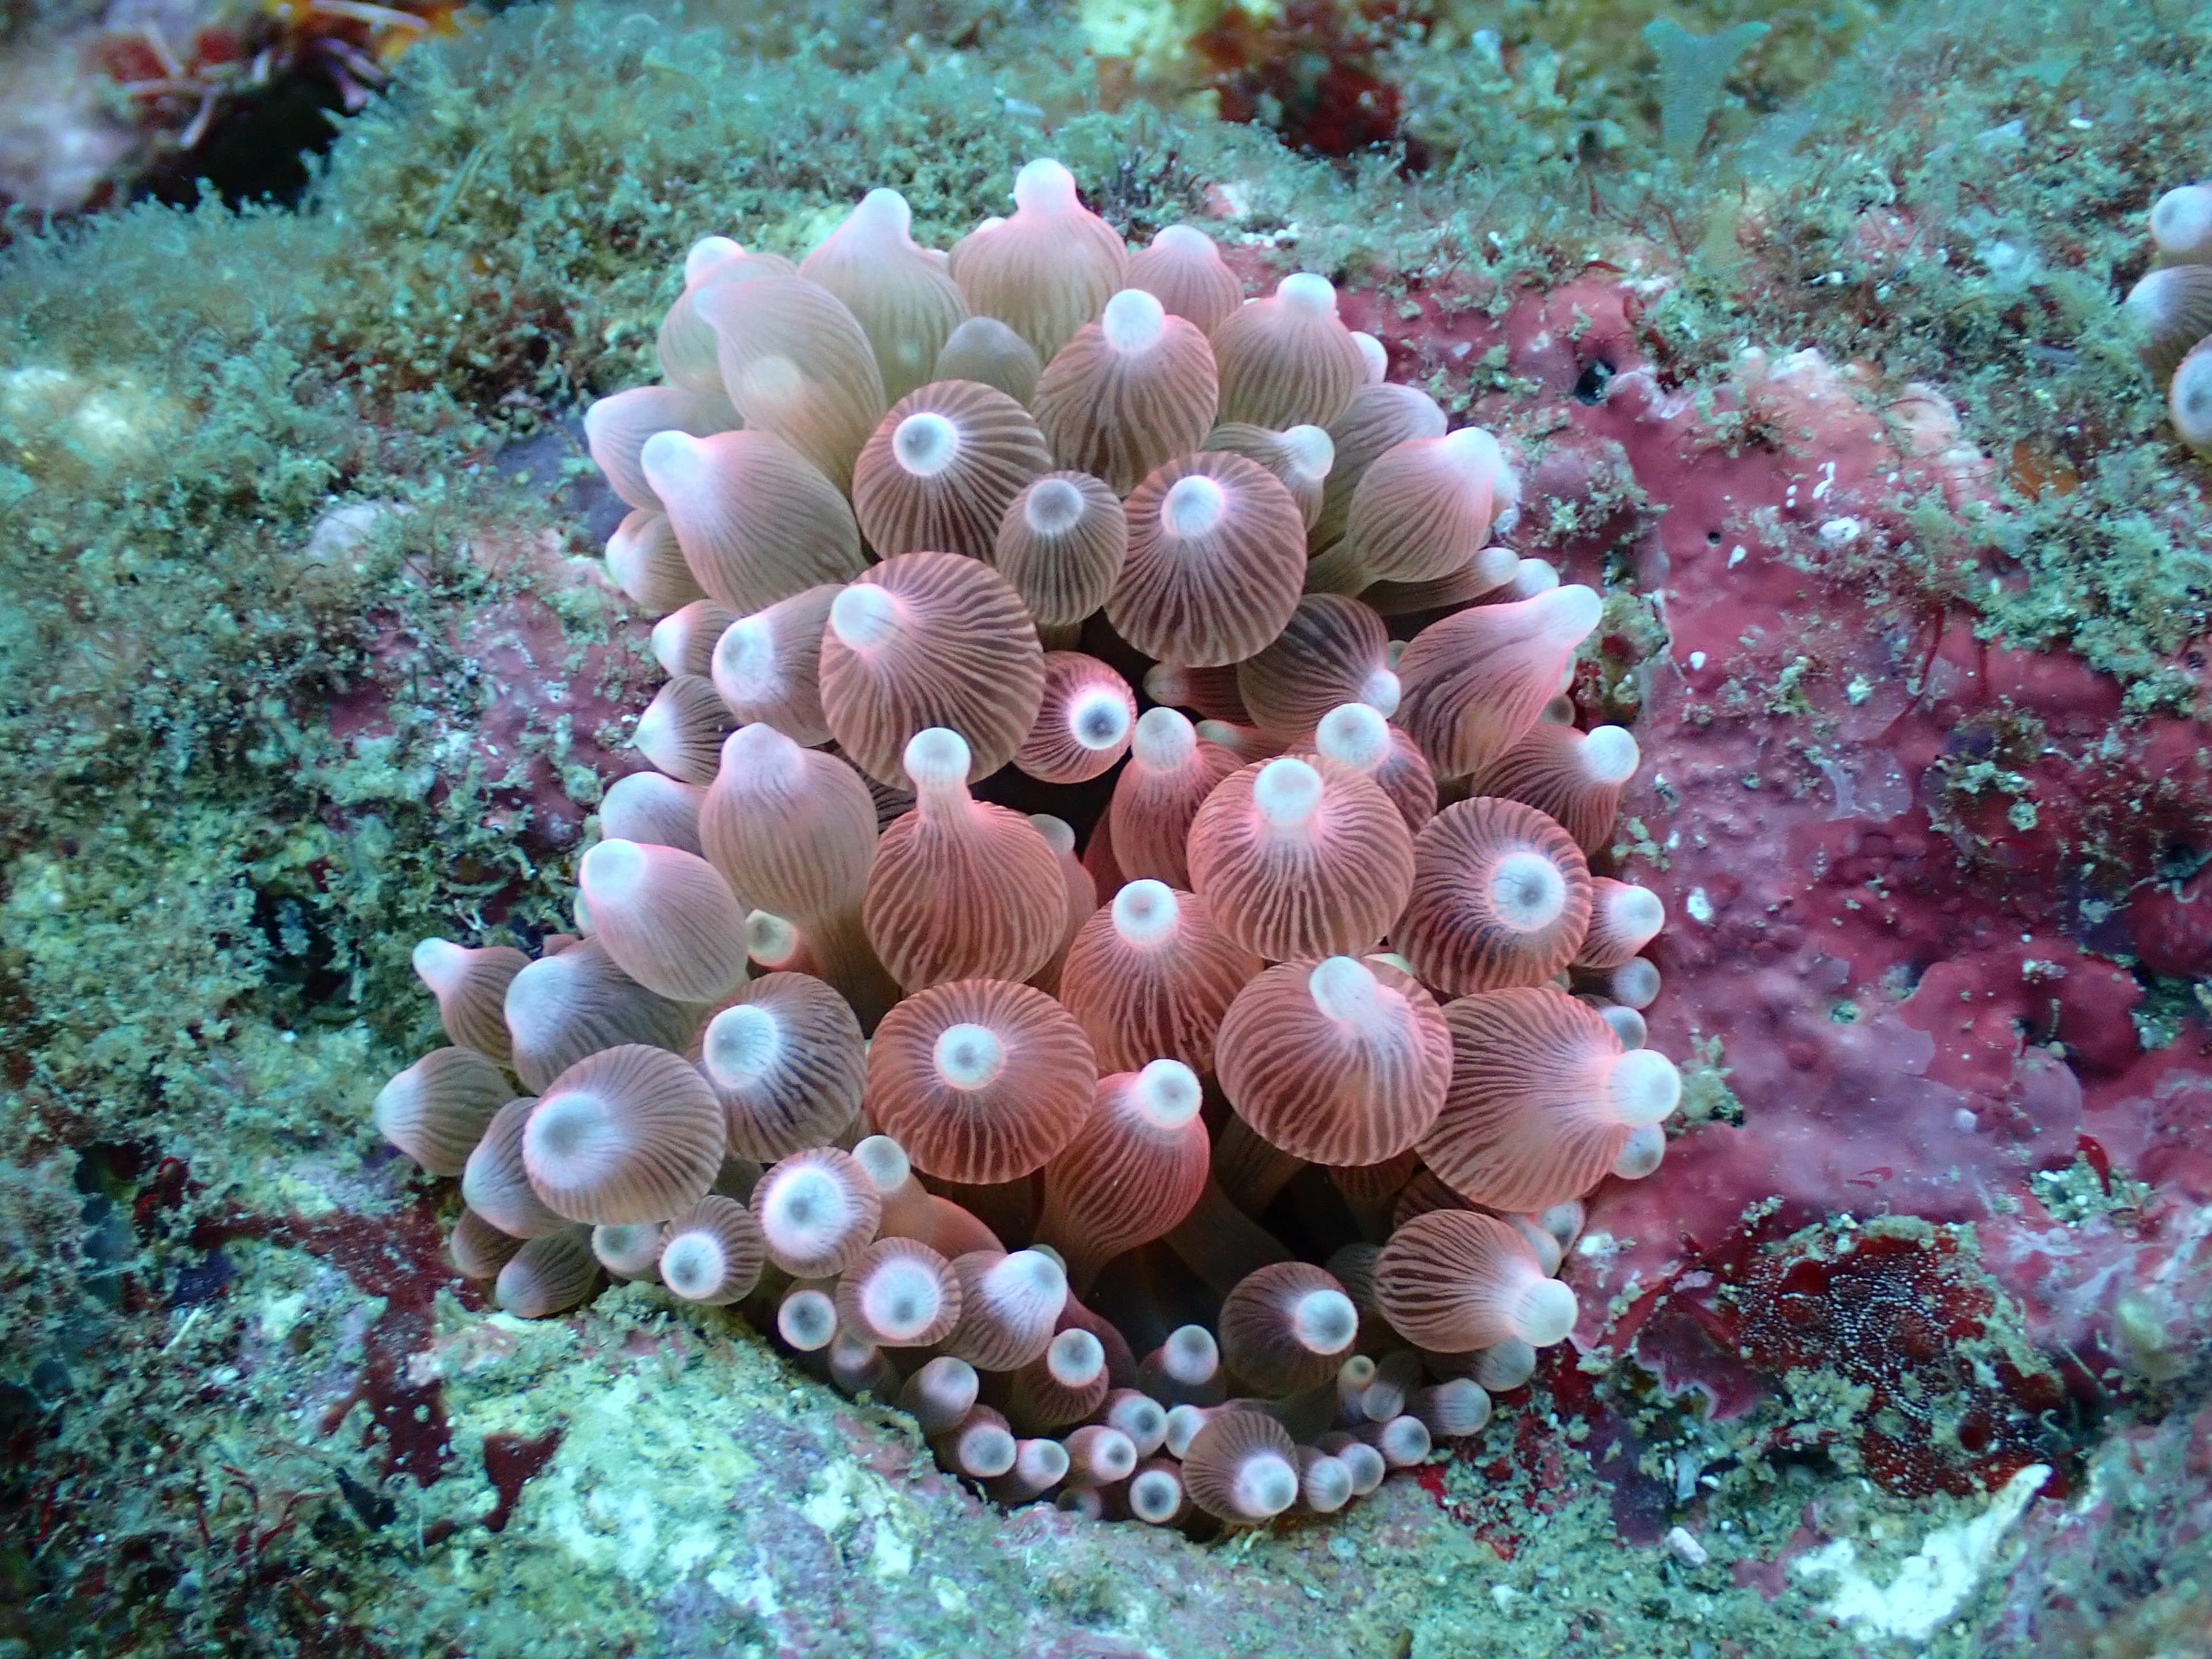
xmin=1608 ymin=1048 xmax=1682 ymax=1127
xmin=829 ymin=583 xmax=900 ymax=650
xmin=578 ymin=838 xmax=750 ymax=1005
xmin=450 ymin=1209 xmax=525 ymax=1280
xmin=1125 ymin=224 xmax=1243 ymax=336
xmin=1540 ymin=581 xmax=1605 ymax=643
xmin=1514 ymin=1277 xmax=1579 ymax=1347
xmin=1305 ymin=955 xmax=1382 ymax=1024
xmin=1127 ymin=1460 xmax=1187 ymax=1524
xmin=1162 ymin=474 xmax=1228 ymax=537
xmin=1111 ymin=878 xmax=1179 ymax=941
xmin=1315 ymin=701 xmax=1389 ymax=767
xmin=1013 ymin=157 xmax=1080 ymax=212
xmin=1578 ymin=878 xmax=1665 ymax=969
xmin=1278 ymin=272 xmax=1339 ymax=315
xmin=1399 ymin=798 xmax=1592 ymax=995
xmin=1132 ymin=1058 xmax=1202 ymax=1127
xmin=1315 ymin=1433 xmax=1387 ymax=1497
xmin=900 ymin=1354 xmax=981 ymax=1435
xmin=604 ymin=509 xmax=707 ymax=616
xmin=839 ymin=1235 xmax=963 ymax=1346
xmin=856 ymin=379 xmax=1051 ymax=559
xmin=1132 ymin=705 xmax=1198 ymax=767
xmin=522 ymin=1045 xmax=726 ymax=1226
xmin=1217 ymin=954 xmax=1448 ymax=1167
xmin=777 ymin=1285 xmax=839 ymax=1350
xmin=1117 ymin=453 xmax=1309 ymax=662
xmin=1439 ymin=423 xmax=1504 ymax=471
xmin=2150 ymin=182 xmax=2212 ymax=264
xmin=1183 ymin=1410 xmax=1301 ymax=1523
xmin=374 ymin=1046 xmax=511 ymax=1176
xmin=866 ymin=980 xmax=1096 ymax=1182
xmin=683 ymin=235 xmax=745 ymax=283
xmin=637 ymin=426 xmax=706 ymax=487
xmin=1581 ymin=725 xmax=1641 ymax=783
xmin=820 ymin=551 xmax=1044 ymax=785
xmin=2172 ymin=341 xmax=2212 ymax=454
xmin=1016 ymin=653 xmax=1137 ymax=786
xmin=2123 ymin=264 xmax=2212 ymax=380
xmin=891 ymin=409 xmax=962 ymax=476
xmin=650 ymin=600 xmax=736 ymax=680
xmin=591 ymin=1219 xmax=665 ymax=1280
xmin=494 ymin=1230 xmax=601 ymax=1320
xmin=658 ymin=1195 xmax=767 ymax=1305
xmin=634 ymin=675 xmax=735 ymax=785
xmin=903 ymin=726 xmax=972 ymax=792
xmin=936 ymin=315 xmax=1043 ymax=405
xmin=1101 ymin=287 xmax=1167 ymax=350
xmin=855 ymin=186 xmax=913 ymax=232
xmin=1251 ymin=756 xmax=1323 ymax=827
xmin=1600 ymin=956 xmax=1663 ymax=1010
xmin=1595 ymin=1001 xmax=1649 ymax=1050
xmin=1611 ymin=1120 xmax=1666 ymax=1180
xmin=750 ymin=1146 xmax=881 ymax=1278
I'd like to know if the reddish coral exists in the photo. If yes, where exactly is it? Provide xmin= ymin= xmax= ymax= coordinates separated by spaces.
xmin=1184 ymin=1 xmax=1414 ymax=160
xmin=105 ymin=0 xmax=470 ymax=171
xmin=480 ymin=1427 xmax=564 ymax=1534
xmin=1979 ymin=1391 xmax=2212 ymax=1652
xmin=2129 ymin=866 xmax=2212 ymax=978
xmin=1641 ymin=1223 xmax=2074 ymax=1498
xmin=207 ymin=1197 xmax=472 ymax=1488
xmin=330 ymin=579 xmax=656 ymax=859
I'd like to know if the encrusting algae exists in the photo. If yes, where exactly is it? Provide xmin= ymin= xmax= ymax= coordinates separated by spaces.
xmin=5 ymin=0 xmax=2212 ymax=1654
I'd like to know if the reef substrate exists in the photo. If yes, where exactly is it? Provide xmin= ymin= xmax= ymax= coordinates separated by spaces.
xmin=5 ymin=0 xmax=2212 ymax=1654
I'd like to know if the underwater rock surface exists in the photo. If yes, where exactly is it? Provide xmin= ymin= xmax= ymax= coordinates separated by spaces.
xmin=4 ymin=0 xmax=2212 ymax=1654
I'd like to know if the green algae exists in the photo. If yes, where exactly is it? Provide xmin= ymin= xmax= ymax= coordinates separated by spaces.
xmin=1643 ymin=18 xmax=1772 ymax=161
xmin=1628 ymin=2 xmax=2212 ymax=694
xmin=1 ymin=0 xmax=2208 ymax=1652
xmin=1081 ymin=0 xmax=1893 ymax=167
xmin=1392 ymin=0 xmax=2212 ymax=698
xmin=7 ymin=1210 xmax=2016 ymax=1658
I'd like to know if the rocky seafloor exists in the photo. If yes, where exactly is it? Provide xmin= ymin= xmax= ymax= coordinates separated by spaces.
xmin=4 ymin=1 xmax=2212 ymax=1654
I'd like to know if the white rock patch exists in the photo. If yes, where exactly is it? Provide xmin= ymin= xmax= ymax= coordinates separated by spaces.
xmin=1793 ymin=1463 xmax=2049 ymax=1642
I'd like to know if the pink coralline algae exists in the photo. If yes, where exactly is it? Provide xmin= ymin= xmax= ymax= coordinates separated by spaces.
xmin=1982 ymin=1387 xmax=2212 ymax=1649
xmin=1329 ymin=252 xmax=2212 ymax=1502
xmin=328 ymin=521 xmax=658 ymax=858
xmin=1640 ymin=1222 xmax=2073 ymax=1499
